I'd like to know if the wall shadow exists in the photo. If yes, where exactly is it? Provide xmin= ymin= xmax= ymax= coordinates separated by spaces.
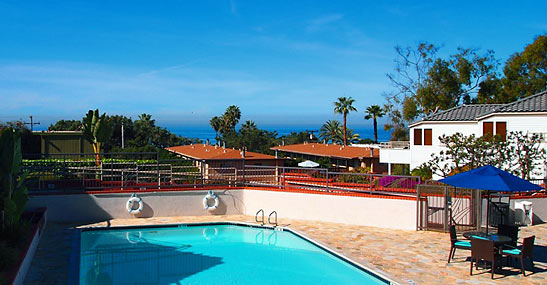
xmin=135 ymin=201 xmax=155 ymax=218
xmin=27 ymin=193 xmax=114 ymax=225
xmin=80 ymin=231 xmax=223 ymax=284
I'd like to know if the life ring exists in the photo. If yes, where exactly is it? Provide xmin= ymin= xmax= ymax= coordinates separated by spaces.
xmin=202 ymin=227 xmax=219 ymax=241
xmin=126 ymin=231 xmax=142 ymax=244
xmin=202 ymin=191 xmax=219 ymax=212
xmin=126 ymin=194 xmax=143 ymax=215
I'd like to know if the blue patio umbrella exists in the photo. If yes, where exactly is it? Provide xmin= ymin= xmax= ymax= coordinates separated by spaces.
xmin=440 ymin=165 xmax=543 ymax=233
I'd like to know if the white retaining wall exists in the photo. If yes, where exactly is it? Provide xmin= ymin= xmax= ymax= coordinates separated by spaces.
xmin=27 ymin=189 xmax=417 ymax=230
xmin=27 ymin=190 xmax=246 ymax=224
xmin=241 ymin=190 xmax=417 ymax=230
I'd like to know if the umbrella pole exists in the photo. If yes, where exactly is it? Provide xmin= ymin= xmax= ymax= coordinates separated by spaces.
xmin=486 ymin=192 xmax=490 ymax=234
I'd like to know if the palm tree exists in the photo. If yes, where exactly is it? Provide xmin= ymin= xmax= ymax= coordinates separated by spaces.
xmin=319 ymin=120 xmax=342 ymax=144
xmin=209 ymin=116 xmax=222 ymax=143
xmin=334 ymin=97 xmax=357 ymax=146
xmin=223 ymin=105 xmax=241 ymax=132
xmin=240 ymin=120 xmax=257 ymax=132
xmin=364 ymin=105 xmax=385 ymax=143
xmin=82 ymin=109 xmax=112 ymax=166
xmin=345 ymin=129 xmax=361 ymax=144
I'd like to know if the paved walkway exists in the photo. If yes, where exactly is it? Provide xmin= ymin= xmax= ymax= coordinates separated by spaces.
xmin=25 ymin=215 xmax=546 ymax=284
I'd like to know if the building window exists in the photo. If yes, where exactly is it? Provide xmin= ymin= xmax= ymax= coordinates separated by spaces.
xmin=496 ymin=122 xmax=507 ymax=141
xmin=413 ymin=129 xmax=422 ymax=145
xmin=424 ymin=129 xmax=432 ymax=146
xmin=483 ymin=122 xmax=494 ymax=136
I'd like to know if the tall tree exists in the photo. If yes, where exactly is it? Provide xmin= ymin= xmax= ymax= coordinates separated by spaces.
xmin=223 ymin=105 xmax=241 ymax=132
xmin=333 ymin=97 xmax=357 ymax=146
xmin=209 ymin=116 xmax=222 ymax=143
xmin=502 ymin=35 xmax=547 ymax=100
xmin=82 ymin=109 xmax=113 ymax=166
xmin=209 ymin=105 xmax=241 ymax=145
xmin=384 ymin=42 xmax=498 ymax=142
xmin=364 ymin=105 xmax=385 ymax=143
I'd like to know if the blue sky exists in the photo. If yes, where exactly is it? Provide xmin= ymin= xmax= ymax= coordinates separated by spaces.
xmin=1 ymin=0 xmax=546 ymax=129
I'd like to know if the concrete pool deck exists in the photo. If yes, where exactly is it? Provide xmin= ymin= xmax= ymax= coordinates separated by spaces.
xmin=25 ymin=215 xmax=546 ymax=284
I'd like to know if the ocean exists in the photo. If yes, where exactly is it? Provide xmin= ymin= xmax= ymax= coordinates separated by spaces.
xmin=167 ymin=125 xmax=391 ymax=143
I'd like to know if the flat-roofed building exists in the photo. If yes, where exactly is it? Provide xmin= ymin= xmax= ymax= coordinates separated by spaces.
xmin=166 ymin=144 xmax=284 ymax=180
xmin=270 ymin=142 xmax=387 ymax=173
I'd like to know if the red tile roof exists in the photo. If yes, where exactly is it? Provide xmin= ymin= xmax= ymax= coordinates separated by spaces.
xmin=166 ymin=144 xmax=279 ymax=160
xmin=270 ymin=143 xmax=379 ymax=159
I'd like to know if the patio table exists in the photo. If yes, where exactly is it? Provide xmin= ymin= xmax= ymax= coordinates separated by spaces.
xmin=463 ymin=231 xmax=512 ymax=246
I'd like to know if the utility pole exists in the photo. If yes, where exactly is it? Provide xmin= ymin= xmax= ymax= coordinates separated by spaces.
xmin=24 ymin=116 xmax=40 ymax=131
xmin=121 ymin=122 xmax=125 ymax=149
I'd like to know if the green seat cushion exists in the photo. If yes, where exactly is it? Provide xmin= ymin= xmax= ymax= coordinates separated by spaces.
xmin=455 ymin=241 xmax=471 ymax=247
xmin=502 ymin=248 xmax=521 ymax=255
xmin=471 ymin=235 xmax=489 ymax=240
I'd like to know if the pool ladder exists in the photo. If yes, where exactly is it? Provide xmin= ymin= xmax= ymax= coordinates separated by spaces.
xmin=268 ymin=211 xmax=278 ymax=226
xmin=255 ymin=209 xmax=278 ymax=226
xmin=255 ymin=209 xmax=265 ymax=225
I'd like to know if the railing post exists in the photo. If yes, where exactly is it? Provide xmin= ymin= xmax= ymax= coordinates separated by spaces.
xmin=416 ymin=185 xmax=420 ymax=231
xmin=444 ymin=186 xmax=449 ymax=232
xmin=282 ymin=167 xmax=286 ymax=191
xmin=201 ymin=160 xmax=205 ymax=186
xmin=242 ymin=159 xmax=246 ymax=187
xmin=157 ymin=152 xmax=160 ymax=189
xmin=325 ymin=169 xmax=329 ymax=192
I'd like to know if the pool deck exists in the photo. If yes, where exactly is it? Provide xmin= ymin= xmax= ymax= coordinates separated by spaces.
xmin=25 ymin=215 xmax=546 ymax=284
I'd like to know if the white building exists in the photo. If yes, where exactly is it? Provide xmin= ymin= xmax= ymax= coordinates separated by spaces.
xmin=380 ymin=90 xmax=547 ymax=179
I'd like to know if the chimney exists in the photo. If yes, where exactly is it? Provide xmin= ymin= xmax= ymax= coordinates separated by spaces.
xmin=223 ymin=142 xmax=226 ymax=149
xmin=370 ymin=148 xmax=374 ymax=157
xmin=275 ymin=150 xmax=278 ymax=159
xmin=206 ymin=139 xmax=210 ymax=145
xmin=241 ymin=148 xmax=246 ymax=158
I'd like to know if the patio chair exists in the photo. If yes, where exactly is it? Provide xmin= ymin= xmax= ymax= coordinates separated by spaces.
xmin=497 ymin=224 xmax=519 ymax=247
xmin=500 ymin=235 xmax=535 ymax=276
xmin=470 ymin=239 xmax=501 ymax=279
xmin=448 ymin=225 xmax=471 ymax=263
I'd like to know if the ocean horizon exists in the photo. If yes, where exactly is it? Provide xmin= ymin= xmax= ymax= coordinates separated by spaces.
xmin=167 ymin=125 xmax=391 ymax=143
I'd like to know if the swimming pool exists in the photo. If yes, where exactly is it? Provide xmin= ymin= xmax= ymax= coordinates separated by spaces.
xmin=79 ymin=223 xmax=391 ymax=284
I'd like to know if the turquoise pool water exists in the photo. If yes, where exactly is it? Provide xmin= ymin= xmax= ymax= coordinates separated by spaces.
xmin=80 ymin=224 xmax=388 ymax=284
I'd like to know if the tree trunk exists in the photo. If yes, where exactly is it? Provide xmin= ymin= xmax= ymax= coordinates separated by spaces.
xmin=93 ymin=143 xmax=101 ymax=167
xmin=343 ymin=114 xmax=347 ymax=146
xmin=373 ymin=116 xmax=378 ymax=143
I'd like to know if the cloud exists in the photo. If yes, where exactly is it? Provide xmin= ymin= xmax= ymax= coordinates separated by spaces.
xmin=0 ymin=60 xmax=390 ymax=126
xmin=0 ymin=62 xmax=274 ymax=117
xmin=306 ymin=14 xmax=344 ymax=32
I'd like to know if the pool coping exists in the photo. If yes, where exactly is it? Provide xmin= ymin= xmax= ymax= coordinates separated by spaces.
xmin=77 ymin=221 xmax=399 ymax=285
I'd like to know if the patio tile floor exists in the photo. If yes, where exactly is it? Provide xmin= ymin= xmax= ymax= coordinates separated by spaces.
xmin=25 ymin=215 xmax=547 ymax=284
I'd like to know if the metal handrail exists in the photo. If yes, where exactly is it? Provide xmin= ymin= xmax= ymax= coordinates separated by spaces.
xmin=255 ymin=209 xmax=264 ymax=225
xmin=268 ymin=211 xmax=278 ymax=226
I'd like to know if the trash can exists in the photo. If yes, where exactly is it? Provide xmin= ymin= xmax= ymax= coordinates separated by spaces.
xmin=514 ymin=201 xmax=533 ymax=226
